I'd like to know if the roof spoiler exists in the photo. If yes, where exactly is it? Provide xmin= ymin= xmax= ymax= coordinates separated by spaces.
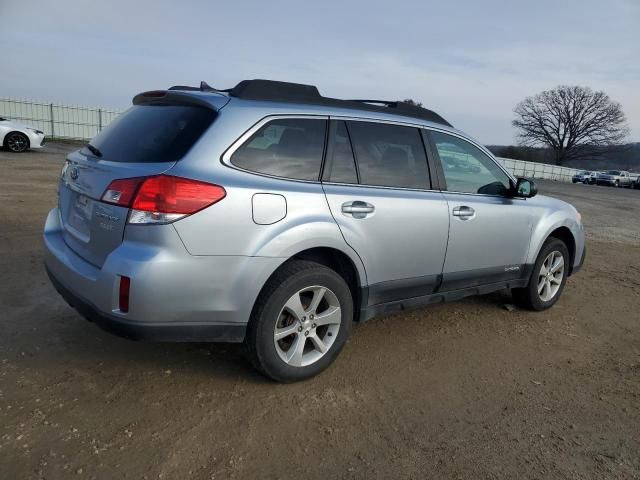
xmin=132 ymin=88 xmax=226 ymax=110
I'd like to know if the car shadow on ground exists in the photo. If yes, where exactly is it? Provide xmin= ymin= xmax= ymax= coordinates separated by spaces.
xmin=27 ymin=306 xmax=269 ymax=384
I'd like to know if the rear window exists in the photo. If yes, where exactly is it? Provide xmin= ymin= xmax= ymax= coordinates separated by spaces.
xmin=84 ymin=105 xmax=216 ymax=163
xmin=230 ymin=118 xmax=326 ymax=181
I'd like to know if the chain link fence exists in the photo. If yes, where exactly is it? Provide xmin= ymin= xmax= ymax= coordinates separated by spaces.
xmin=0 ymin=98 xmax=122 ymax=140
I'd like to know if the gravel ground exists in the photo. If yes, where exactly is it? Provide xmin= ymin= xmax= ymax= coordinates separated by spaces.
xmin=1 ymin=144 xmax=639 ymax=479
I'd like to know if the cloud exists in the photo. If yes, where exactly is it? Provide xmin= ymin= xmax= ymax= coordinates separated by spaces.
xmin=0 ymin=0 xmax=638 ymax=144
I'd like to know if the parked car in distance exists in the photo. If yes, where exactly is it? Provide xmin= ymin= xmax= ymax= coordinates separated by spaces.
xmin=0 ymin=117 xmax=46 ymax=153
xmin=587 ymin=171 xmax=599 ymax=184
xmin=596 ymin=170 xmax=633 ymax=188
xmin=43 ymin=79 xmax=586 ymax=382
xmin=441 ymin=153 xmax=481 ymax=174
xmin=572 ymin=170 xmax=595 ymax=184
xmin=630 ymin=173 xmax=640 ymax=189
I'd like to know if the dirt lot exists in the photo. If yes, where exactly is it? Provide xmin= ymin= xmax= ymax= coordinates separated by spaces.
xmin=1 ymin=143 xmax=639 ymax=479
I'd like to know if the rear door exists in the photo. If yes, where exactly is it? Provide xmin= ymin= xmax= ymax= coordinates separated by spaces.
xmin=322 ymin=120 xmax=449 ymax=305
xmin=427 ymin=130 xmax=535 ymax=290
xmin=58 ymin=102 xmax=217 ymax=267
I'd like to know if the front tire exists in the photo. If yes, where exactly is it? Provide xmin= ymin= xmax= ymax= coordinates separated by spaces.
xmin=512 ymin=238 xmax=569 ymax=311
xmin=4 ymin=132 xmax=29 ymax=153
xmin=245 ymin=260 xmax=353 ymax=382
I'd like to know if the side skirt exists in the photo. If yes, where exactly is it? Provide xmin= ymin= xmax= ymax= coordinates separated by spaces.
xmin=359 ymin=268 xmax=533 ymax=322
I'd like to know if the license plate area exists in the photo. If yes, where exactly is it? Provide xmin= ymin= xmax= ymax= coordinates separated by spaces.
xmin=67 ymin=193 xmax=93 ymax=241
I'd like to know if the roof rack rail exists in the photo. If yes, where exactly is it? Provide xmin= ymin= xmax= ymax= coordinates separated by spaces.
xmin=230 ymin=79 xmax=321 ymax=101
xmin=348 ymin=99 xmax=399 ymax=106
xmin=170 ymin=79 xmax=452 ymax=127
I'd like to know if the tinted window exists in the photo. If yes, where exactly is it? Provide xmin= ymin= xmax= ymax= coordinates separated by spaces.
xmin=231 ymin=118 xmax=326 ymax=181
xmin=347 ymin=121 xmax=429 ymax=189
xmin=85 ymin=105 xmax=216 ymax=163
xmin=327 ymin=121 xmax=358 ymax=184
xmin=431 ymin=131 xmax=511 ymax=195
xmin=606 ymin=170 xmax=621 ymax=175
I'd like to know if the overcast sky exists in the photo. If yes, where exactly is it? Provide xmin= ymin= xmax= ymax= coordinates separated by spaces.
xmin=1 ymin=0 xmax=638 ymax=145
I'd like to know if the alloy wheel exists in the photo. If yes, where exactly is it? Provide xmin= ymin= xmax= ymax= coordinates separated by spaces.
xmin=274 ymin=286 xmax=341 ymax=367
xmin=537 ymin=251 xmax=564 ymax=302
xmin=6 ymin=133 xmax=28 ymax=152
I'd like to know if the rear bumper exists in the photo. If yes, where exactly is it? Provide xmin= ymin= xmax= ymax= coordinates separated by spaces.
xmin=43 ymin=207 xmax=283 ymax=342
xmin=46 ymin=266 xmax=246 ymax=342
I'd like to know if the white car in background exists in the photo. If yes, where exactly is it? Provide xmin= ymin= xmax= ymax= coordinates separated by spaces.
xmin=0 ymin=117 xmax=46 ymax=152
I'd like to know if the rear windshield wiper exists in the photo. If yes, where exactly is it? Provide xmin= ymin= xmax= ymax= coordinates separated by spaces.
xmin=85 ymin=143 xmax=103 ymax=158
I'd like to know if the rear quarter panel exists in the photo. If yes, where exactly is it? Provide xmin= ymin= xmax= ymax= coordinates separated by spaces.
xmin=167 ymin=105 xmax=368 ymax=284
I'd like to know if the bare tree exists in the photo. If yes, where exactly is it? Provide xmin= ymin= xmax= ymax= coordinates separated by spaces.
xmin=513 ymin=86 xmax=629 ymax=164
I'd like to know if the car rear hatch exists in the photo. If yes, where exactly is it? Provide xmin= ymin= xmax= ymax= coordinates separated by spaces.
xmin=57 ymin=91 xmax=225 ymax=267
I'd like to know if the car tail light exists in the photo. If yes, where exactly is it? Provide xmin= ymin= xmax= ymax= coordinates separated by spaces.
xmin=101 ymin=177 xmax=145 ymax=206
xmin=119 ymin=276 xmax=130 ymax=313
xmin=101 ymin=175 xmax=226 ymax=224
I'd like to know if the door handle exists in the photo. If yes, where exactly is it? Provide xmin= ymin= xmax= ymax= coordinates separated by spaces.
xmin=452 ymin=206 xmax=475 ymax=219
xmin=342 ymin=201 xmax=375 ymax=219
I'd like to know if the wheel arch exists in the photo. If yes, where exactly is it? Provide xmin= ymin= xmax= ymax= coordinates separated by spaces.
xmin=547 ymin=226 xmax=576 ymax=270
xmin=252 ymin=246 xmax=367 ymax=324
xmin=3 ymin=130 xmax=30 ymax=150
xmin=528 ymin=223 xmax=579 ymax=276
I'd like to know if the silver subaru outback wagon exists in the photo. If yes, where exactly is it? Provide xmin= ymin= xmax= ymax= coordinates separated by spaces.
xmin=44 ymin=79 xmax=585 ymax=382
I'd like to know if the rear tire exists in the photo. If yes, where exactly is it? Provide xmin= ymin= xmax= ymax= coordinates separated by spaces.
xmin=512 ymin=238 xmax=569 ymax=311
xmin=245 ymin=260 xmax=353 ymax=383
xmin=4 ymin=132 xmax=29 ymax=153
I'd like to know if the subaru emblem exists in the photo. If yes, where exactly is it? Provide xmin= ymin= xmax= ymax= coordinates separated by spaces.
xmin=70 ymin=166 xmax=79 ymax=180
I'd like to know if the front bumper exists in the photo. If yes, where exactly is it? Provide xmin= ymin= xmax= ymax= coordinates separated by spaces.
xmin=570 ymin=242 xmax=586 ymax=275
xmin=596 ymin=179 xmax=615 ymax=186
xmin=26 ymin=131 xmax=46 ymax=148
xmin=43 ymin=207 xmax=282 ymax=343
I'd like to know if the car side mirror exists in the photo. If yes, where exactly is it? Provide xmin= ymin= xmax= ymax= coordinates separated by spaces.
xmin=513 ymin=177 xmax=537 ymax=198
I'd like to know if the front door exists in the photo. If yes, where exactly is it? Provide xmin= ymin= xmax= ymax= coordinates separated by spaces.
xmin=428 ymin=130 xmax=535 ymax=290
xmin=322 ymin=120 xmax=449 ymax=305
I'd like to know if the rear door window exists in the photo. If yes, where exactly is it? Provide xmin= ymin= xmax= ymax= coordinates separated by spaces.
xmin=346 ymin=121 xmax=430 ymax=189
xmin=85 ymin=105 xmax=216 ymax=163
xmin=326 ymin=121 xmax=358 ymax=184
xmin=230 ymin=118 xmax=327 ymax=181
